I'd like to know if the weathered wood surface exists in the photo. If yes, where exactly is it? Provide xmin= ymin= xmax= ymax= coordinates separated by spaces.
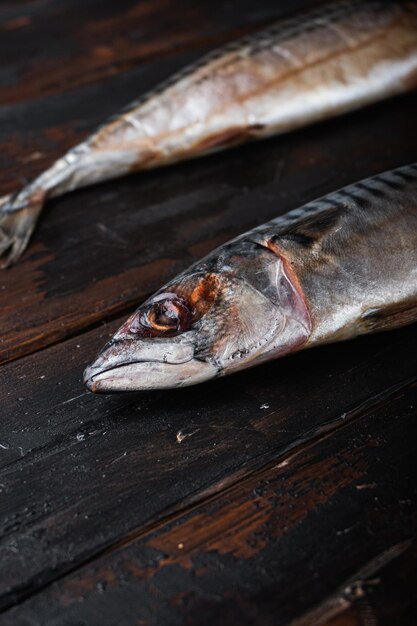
xmin=0 ymin=0 xmax=416 ymax=624
xmin=1 ymin=0 xmax=416 ymax=367
xmin=1 ymin=324 xmax=416 ymax=623
xmin=0 ymin=0 xmax=318 ymax=366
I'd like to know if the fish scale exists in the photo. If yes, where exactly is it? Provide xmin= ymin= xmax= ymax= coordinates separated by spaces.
xmin=268 ymin=164 xmax=417 ymax=226
xmin=1 ymin=0 xmax=416 ymax=266
xmin=84 ymin=163 xmax=417 ymax=392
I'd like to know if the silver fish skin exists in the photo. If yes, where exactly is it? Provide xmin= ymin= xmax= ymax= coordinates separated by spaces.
xmin=1 ymin=0 xmax=417 ymax=265
xmin=84 ymin=163 xmax=417 ymax=393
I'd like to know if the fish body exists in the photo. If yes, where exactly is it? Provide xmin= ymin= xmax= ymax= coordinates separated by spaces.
xmin=1 ymin=0 xmax=417 ymax=264
xmin=84 ymin=163 xmax=417 ymax=392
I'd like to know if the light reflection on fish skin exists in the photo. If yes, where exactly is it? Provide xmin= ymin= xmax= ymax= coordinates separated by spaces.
xmin=85 ymin=163 xmax=417 ymax=393
xmin=1 ymin=0 xmax=417 ymax=265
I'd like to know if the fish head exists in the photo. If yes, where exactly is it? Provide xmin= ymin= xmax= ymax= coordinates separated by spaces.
xmin=84 ymin=241 xmax=311 ymax=392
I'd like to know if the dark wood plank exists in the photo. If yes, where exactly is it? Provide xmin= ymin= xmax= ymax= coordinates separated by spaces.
xmin=1 ymin=1 xmax=417 ymax=623
xmin=0 ymin=314 xmax=416 ymax=611
xmin=0 ymin=0 xmax=301 ymax=196
xmin=0 ymin=0 xmax=321 ymax=367
xmin=2 ymin=363 xmax=416 ymax=625
xmin=1 ymin=88 xmax=416 ymax=365
xmin=0 ymin=0 xmax=304 ymax=106
xmin=0 ymin=0 xmax=416 ymax=366
xmin=294 ymin=541 xmax=417 ymax=626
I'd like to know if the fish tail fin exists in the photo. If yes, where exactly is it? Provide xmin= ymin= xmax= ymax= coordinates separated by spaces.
xmin=0 ymin=191 xmax=44 ymax=268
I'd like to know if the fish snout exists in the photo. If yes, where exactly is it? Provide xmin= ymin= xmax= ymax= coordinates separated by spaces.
xmin=83 ymin=337 xmax=217 ymax=393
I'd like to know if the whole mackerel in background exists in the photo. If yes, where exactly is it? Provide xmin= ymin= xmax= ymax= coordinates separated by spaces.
xmin=84 ymin=164 xmax=417 ymax=392
xmin=1 ymin=0 xmax=417 ymax=265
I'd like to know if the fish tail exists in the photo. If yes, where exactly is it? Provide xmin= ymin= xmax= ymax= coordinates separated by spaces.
xmin=0 ymin=190 xmax=45 ymax=267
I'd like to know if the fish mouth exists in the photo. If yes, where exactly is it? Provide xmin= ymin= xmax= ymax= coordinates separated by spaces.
xmin=83 ymin=341 xmax=218 ymax=393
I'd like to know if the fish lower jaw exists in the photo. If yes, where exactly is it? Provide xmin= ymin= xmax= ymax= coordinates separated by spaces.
xmin=84 ymin=359 xmax=218 ymax=393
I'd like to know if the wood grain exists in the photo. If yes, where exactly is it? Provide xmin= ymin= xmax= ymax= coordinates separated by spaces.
xmin=1 ymin=88 xmax=416 ymax=365
xmin=0 ymin=0 xmax=416 ymax=367
xmin=293 ymin=541 xmax=417 ymax=626
xmin=0 ymin=0 xmax=416 ymax=624
xmin=0 ymin=315 xmax=416 ymax=614
xmin=2 ymin=358 xmax=416 ymax=624
xmin=0 ymin=0 xmax=310 ymax=106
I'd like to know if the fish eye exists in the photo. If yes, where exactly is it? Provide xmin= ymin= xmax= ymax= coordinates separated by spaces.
xmin=139 ymin=293 xmax=192 ymax=335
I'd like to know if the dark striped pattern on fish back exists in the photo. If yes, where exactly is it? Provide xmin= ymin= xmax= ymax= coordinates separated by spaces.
xmin=261 ymin=162 xmax=417 ymax=344
xmin=266 ymin=163 xmax=417 ymax=231
xmin=234 ymin=0 xmax=404 ymax=56
xmin=97 ymin=0 xmax=411 ymax=126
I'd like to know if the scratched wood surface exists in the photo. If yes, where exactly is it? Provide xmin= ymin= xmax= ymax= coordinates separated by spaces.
xmin=0 ymin=0 xmax=416 ymax=625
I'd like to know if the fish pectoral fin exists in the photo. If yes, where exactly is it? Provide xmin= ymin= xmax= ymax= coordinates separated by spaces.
xmin=0 ymin=194 xmax=44 ymax=267
xmin=360 ymin=299 xmax=417 ymax=333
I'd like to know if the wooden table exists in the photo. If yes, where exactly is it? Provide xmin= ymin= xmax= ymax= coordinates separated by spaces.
xmin=1 ymin=1 xmax=416 ymax=624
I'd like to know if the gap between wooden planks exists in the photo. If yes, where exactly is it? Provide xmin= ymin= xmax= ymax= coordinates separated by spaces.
xmin=0 ymin=315 xmax=416 ymax=613
xmin=1 ymin=371 xmax=416 ymax=624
